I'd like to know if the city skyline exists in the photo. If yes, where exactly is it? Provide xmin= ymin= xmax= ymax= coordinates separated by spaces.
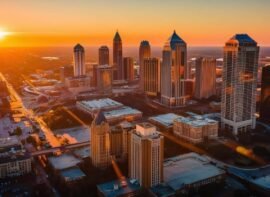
xmin=0 ymin=0 xmax=270 ymax=47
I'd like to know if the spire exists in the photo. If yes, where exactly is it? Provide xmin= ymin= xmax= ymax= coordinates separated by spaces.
xmin=113 ymin=31 xmax=122 ymax=42
xmin=166 ymin=31 xmax=186 ymax=50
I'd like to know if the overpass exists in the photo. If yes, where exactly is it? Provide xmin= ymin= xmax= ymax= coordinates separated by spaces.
xmin=30 ymin=141 xmax=90 ymax=156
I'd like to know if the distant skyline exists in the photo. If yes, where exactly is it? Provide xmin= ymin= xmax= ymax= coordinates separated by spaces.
xmin=0 ymin=0 xmax=270 ymax=47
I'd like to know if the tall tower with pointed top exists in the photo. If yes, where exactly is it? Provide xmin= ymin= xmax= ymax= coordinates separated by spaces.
xmin=73 ymin=43 xmax=85 ymax=76
xmin=161 ymin=31 xmax=187 ymax=107
xmin=113 ymin=31 xmax=123 ymax=80
xmin=221 ymin=34 xmax=259 ymax=135
xmin=91 ymin=111 xmax=111 ymax=168
xmin=139 ymin=41 xmax=151 ymax=90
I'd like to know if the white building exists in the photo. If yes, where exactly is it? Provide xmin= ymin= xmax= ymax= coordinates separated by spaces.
xmin=221 ymin=34 xmax=259 ymax=135
xmin=0 ymin=136 xmax=32 ymax=178
xmin=73 ymin=44 xmax=85 ymax=77
xmin=129 ymin=123 xmax=164 ymax=188
xmin=173 ymin=113 xmax=218 ymax=143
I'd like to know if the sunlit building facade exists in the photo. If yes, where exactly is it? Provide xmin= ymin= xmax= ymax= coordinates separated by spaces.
xmin=73 ymin=43 xmax=85 ymax=76
xmin=91 ymin=112 xmax=111 ymax=169
xmin=221 ymin=34 xmax=259 ymax=135
xmin=195 ymin=57 xmax=216 ymax=99
xmin=161 ymin=31 xmax=188 ymax=106
xmin=97 ymin=65 xmax=113 ymax=94
xmin=123 ymin=57 xmax=134 ymax=81
xmin=129 ymin=123 xmax=164 ymax=188
xmin=139 ymin=41 xmax=151 ymax=90
xmin=144 ymin=58 xmax=160 ymax=96
xmin=113 ymin=31 xmax=123 ymax=80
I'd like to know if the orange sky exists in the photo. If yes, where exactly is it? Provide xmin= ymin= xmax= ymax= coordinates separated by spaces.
xmin=0 ymin=0 xmax=269 ymax=47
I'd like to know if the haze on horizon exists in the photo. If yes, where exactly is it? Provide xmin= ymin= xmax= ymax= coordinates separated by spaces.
xmin=0 ymin=0 xmax=269 ymax=47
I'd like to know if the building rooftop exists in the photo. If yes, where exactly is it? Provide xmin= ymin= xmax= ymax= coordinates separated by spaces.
xmin=48 ymin=153 xmax=82 ymax=170
xmin=163 ymin=153 xmax=225 ymax=191
xmin=97 ymin=178 xmax=142 ymax=197
xmin=60 ymin=167 xmax=86 ymax=182
xmin=149 ymin=113 xmax=180 ymax=128
xmin=150 ymin=183 xmax=175 ymax=197
xmin=227 ymin=34 xmax=257 ymax=46
xmin=74 ymin=43 xmax=84 ymax=52
xmin=73 ymin=147 xmax=90 ymax=159
xmin=78 ymin=98 xmax=123 ymax=111
xmin=165 ymin=31 xmax=186 ymax=50
xmin=174 ymin=112 xmax=218 ymax=127
xmin=0 ymin=136 xmax=20 ymax=148
xmin=113 ymin=31 xmax=122 ymax=42
xmin=103 ymin=106 xmax=142 ymax=121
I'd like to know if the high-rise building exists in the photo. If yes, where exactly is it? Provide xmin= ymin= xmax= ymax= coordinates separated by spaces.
xmin=144 ymin=58 xmax=160 ymax=96
xmin=99 ymin=46 xmax=109 ymax=65
xmin=129 ymin=123 xmax=164 ymax=188
xmin=123 ymin=57 xmax=134 ymax=81
xmin=113 ymin=31 xmax=123 ymax=80
xmin=260 ymin=65 xmax=270 ymax=121
xmin=161 ymin=31 xmax=187 ymax=106
xmin=60 ymin=66 xmax=73 ymax=83
xmin=195 ymin=57 xmax=216 ymax=99
xmin=221 ymin=34 xmax=259 ymax=135
xmin=91 ymin=111 xmax=111 ymax=168
xmin=97 ymin=65 xmax=113 ymax=94
xmin=73 ymin=44 xmax=85 ymax=76
xmin=139 ymin=41 xmax=151 ymax=90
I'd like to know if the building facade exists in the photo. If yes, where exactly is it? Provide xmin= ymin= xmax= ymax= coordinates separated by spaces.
xmin=173 ymin=114 xmax=218 ymax=143
xmin=195 ymin=57 xmax=216 ymax=99
xmin=221 ymin=34 xmax=259 ymax=135
xmin=260 ymin=65 xmax=270 ymax=121
xmin=0 ymin=137 xmax=32 ymax=178
xmin=123 ymin=57 xmax=134 ymax=81
xmin=161 ymin=31 xmax=188 ymax=107
xmin=113 ymin=31 xmax=123 ymax=80
xmin=99 ymin=46 xmax=110 ymax=65
xmin=144 ymin=58 xmax=160 ymax=96
xmin=73 ymin=44 xmax=85 ymax=77
xmin=139 ymin=41 xmax=151 ymax=90
xmin=129 ymin=123 xmax=164 ymax=188
xmin=97 ymin=65 xmax=113 ymax=94
xmin=91 ymin=112 xmax=111 ymax=169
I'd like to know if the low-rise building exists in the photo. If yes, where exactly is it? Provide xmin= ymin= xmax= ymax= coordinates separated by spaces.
xmin=65 ymin=75 xmax=91 ymax=94
xmin=0 ymin=136 xmax=32 ymax=178
xmin=173 ymin=113 xmax=218 ymax=143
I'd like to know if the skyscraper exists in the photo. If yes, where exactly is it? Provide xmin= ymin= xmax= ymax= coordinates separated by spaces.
xmin=97 ymin=65 xmax=113 ymax=94
xmin=139 ymin=41 xmax=151 ymax=90
xmin=221 ymin=34 xmax=259 ymax=135
xmin=195 ymin=57 xmax=216 ymax=99
xmin=260 ymin=65 xmax=270 ymax=121
xmin=99 ymin=46 xmax=109 ymax=65
xmin=123 ymin=57 xmax=134 ymax=81
xmin=161 ymin=31 xmax=187 ymax=106
xmin=129 ymin=123 xmax=164 ymax=188
xmin=73 ymin=43 xmax=85 ymax=76
xmin=113 ymin=31 xmax=123 ymax=80
xmin=91 ymin=111 xmax=111 ymax=168
xmin=144 ymin=58 xmax=160 ymax=96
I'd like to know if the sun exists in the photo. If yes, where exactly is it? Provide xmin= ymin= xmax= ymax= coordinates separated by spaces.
xmin=0 ymin=30 xmax=10 ymax=40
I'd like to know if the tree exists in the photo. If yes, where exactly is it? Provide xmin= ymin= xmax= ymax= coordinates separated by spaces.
xmin=13 ymin=127 xmax=22 ymax=136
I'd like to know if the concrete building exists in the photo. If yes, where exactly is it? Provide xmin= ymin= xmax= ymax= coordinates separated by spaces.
xmin=195 ymin=57 xmax=216 ymax=99
xmin=161 ymin=31 xmax=188 ymax=107
xmin=91 ymin=112 xmax=111 ymax=169
xmin=65 ymin=75 xmax=91 ymax=94
xmin=260 ymin=65 xmax=270 ymax=121
xmin=139 ymin=40 xmax=151 ymax=90
xmin=60 ymin=66 xmax=73 ymax=83
xmin=97 ymin=64 xmax=113 ymax=94
xmin=73 ymin=44 xmax=85 ymax=77
xmin=144 ymin=58 xmax=160 ymax=96
xmin=0 ymin=136 xmax=31 ymax=178
xmin=129 ymin=123 xmax=164 ymax=188
xmin=181 ymin=79 xmax=195 ymax=98
xmin=123 ymin=57 xmax=134 ymax=81
xmin=113 ymin=31 xmax=123 ymax=80
xmin=99 ymin=46 xmax=109 ymax=65
xmin=173 ymin=113 xmax=218 ymax=143
xmin=221 ymin=34 xmax=259 ymax=135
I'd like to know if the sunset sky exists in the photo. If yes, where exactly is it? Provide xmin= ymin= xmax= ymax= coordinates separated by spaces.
xmin=0 ymin=0 xmax=269 ymax=47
